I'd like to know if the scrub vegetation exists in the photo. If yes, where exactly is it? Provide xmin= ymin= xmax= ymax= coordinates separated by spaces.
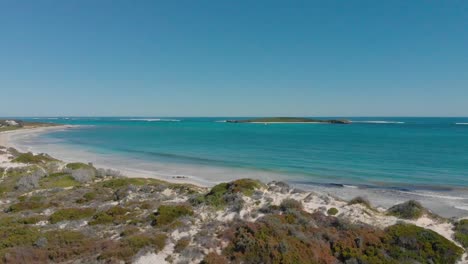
xmin=0 ymin=147 xmax=465 ymax=264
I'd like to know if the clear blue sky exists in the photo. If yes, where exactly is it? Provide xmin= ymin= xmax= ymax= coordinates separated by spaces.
xmin=1 ymin=1 xmax=467 ymax=117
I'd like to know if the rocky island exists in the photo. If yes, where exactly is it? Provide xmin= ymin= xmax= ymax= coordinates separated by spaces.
xmin=226 ymin=117 xmax=351 ymax=124
xmin=0 ymin=138 xmax=467 ymax=263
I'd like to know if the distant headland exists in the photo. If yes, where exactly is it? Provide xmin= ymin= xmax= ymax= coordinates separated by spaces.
xmin=226 ymin=117 xmax=351 ymax=124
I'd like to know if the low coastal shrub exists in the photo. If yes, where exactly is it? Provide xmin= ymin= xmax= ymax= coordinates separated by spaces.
xmin=120 ymin=226 xmax=140 ymax=237
xmin=387 ymin=200 xmax=425 ymax=219
xmin=65 ymin=162 xmax=94 ymax=170
xmin=40 ymin=173 xmax=79 ymax=188
xmin=454 ymin=219 xmax=468 ymax=248
xmin=175 ymin=237 xmax=191 ymax=253
xmin=348 ymin=196 xmax=372 ymax=209
xmin=12 ymin=152 xmax=57 ymax=164
xmin=49 ymin=208 xmax=95 ymax=224
xmin=280 ymin=198 xmax=303 ymax=211
xmin=201 ymin=252 xmax=229 ymax=264
xmin=89 ymin=206 xmax=129 ymax=225
xmin=222 ymin=209 xmax=463 ymax=264
xmin=98 ymin=233 xmax=167 ymax=261
xmin=192 ymin=179 xmax=263 ymax=209
xmin=7 ymin=200 xmax=46 ymax=212
xmin=0 ymin=167 xmax=35 ymax=196
xmin=18 ymin=216 xmax=43 ymax=225
xmin=385 ymin=223 xmax=463 ymax=263
xmin=327 ymin=207 xmax=339 ymax=216
xmin=151 ymin=205 xmax=193 ymax=227
xmin=229 ymin=179 xmax=264 ymax=196
xmin=125 ymin=233 xmax=166 ymax=252
xmin=101 ymin=178 xmax=147 ymax=189
xmin=0 ymin=225 xmax=40 ymax=251
xmin=76 ymin=191 xmax=97 ymax=203
xmin=96 ymin=168 xmax=122 ymax=178
xmin=70 ymin=169 xmax=95 ymax=183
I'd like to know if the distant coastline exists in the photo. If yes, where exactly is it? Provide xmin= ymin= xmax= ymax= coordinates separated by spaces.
xmin=226 ymin=117 xmax=351 ymax=124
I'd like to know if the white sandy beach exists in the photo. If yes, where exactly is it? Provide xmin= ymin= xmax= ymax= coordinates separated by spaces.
xmin=2 ymin=126 xmax=468 ymax=219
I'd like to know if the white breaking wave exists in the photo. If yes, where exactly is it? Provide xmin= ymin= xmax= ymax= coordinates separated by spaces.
xmin=454 ymin=205 xmax=468 ymax=211
xmin=215 ymin=120 xmax=227 ymax=123
xmin=398 ymin=191 xmax=467 ymax=200
xmin=350 ymin=121 xmax=405 ymax=124
xmin=455 ymin=123 xmax=468 ymax=125
xmin=120 ymin=118 xmax=180 ymax=122
xmin=343 ymin=184 xmax=359 ymax=189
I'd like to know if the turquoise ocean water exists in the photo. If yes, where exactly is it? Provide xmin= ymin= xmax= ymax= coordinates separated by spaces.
xmin=17 ymin=117 xmax=468 ymax=190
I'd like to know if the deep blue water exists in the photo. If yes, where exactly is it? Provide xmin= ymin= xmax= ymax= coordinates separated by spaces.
xmin=17 ymin=117 xmax=468 ymax=189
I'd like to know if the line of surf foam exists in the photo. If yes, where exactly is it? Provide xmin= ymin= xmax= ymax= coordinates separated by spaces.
xmin=350 ymin=120 xmax=405 ymax=124
xmin=120 ymin=118 xmax=180 ymax=122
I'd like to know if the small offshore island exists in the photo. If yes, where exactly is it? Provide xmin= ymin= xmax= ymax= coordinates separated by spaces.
xmin=226 ymin=117 xmax=351 ymax=124
xmin=0 ymin=121 xmax=467 ymax=264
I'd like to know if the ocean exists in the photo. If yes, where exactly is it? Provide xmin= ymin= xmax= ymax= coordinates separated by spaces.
xmin=9 ymin=117 xmax=468 ymax=217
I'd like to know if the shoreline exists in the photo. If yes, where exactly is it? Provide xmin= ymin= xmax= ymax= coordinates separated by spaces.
xmin=2 ymin=126 xmax=468 ymax=218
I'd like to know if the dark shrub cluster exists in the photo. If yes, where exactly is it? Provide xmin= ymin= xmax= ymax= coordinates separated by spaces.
xmin=454 ymin=219 xmax=468 ymax=248
xmin=348 ymin=196 xmax=372 ymax=208
xmin=222 ymin=209 xmax=463 ymax=264
xmin=151 ymin=205 xmax=193 ymax=227
xmin=387 ymin=200 xmax=426 ymax=219
xmin=192 ymin=179 xmax=263 ymax=209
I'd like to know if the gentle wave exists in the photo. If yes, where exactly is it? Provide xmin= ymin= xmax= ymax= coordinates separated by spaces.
xmin=397 ymin=191 xmax=467 ymax=200
xmin=456 ymin=123 xmax=468 ymax=125
xmin=454 ymin=205 xmax=468 ymax=211
xmin=120 ymin=118 xmax=180 ymax=122
xmin=350 ymin=120 xmax=405 ymax=124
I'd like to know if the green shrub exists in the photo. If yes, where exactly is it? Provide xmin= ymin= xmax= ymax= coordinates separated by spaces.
xmin=49 ymin=208 xmax=95 ymax=223
xmin=18 ymin=216 xmax=43 ymax=225
xmin=454 ymin=219 xmax=468 ymax=248
xmin=7 ymin=200 xmax=46 ymax=212
xmin=0 ymin=225 xmax=40 ymax=249
xmin=120 ymin=226 xmax=140 ymax=237
xmin=151 ymin=205 xmax=193 ymax=227
xmin=12 ymin=152 xmax=57 ymax=164
xmin=76 ymin=192 xmax=97 ymax=203
xmin=387 ymin=200 xmax=425 ymax=219
xmin=327 ymin=207 xmax=339 ymax=216
xmin=348 ymin=196 xmax=372 ymax=209
xmin=229 ymin=179 xmax=263 ymax=196
xmin=41 ymin=230 xmax=98 ymax=262
xmin=385 ymin=223 xmax=463 ymax=263
xmin=65 ymin=162 xmax=94 ymax=170
xmin=99 ymin=233 xmax=167 ymax=261
xmin=125 ymin=233 xmax=166 ymax=252
xmin=280 ymin=198 xmax=303 ymax=211
xmin=40 ymin=173 xmax=79 ymax=188
xmin=101 ymin=178 xmax=147 ymax=189
xmin=193 ymin=179 xmax=263 ymax=209
xmin=89 ymin=206 xmax=129 ymax=225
